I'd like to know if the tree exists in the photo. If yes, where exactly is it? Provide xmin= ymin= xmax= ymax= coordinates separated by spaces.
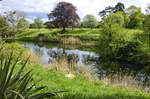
xmin=126 ymin=5 xmax=144 ymax=29
xmin=98 ymin=13 xmax=150 ymax=72
xmin=33 ymin=18 xmax=45 ymax=29
xmin=99 ymin=2 xmax=125 ymax=19
xmin=48 ymin=2 xmax=80 ymax=32
xmin=44 ymin=21 xmax=55 ymax=29
xmin=4 ymin=11 xmax=26 ymax=36
xmin=116 ymin=11 xmax=130 ymax=27
xmin=0 ymin=16 xmax=9 ymax=38
xmin=99 ymin=13 xmax=124 ymax=52
xmin=146 ymin=3 xmax=150 ymax=14
xmin=82 ymin=14 xmax=98 ymax=28
xmin=17 ymin=18 xmax=29 ymax=32
xmin=98 ymin=13 xmax=125 ymax=70
xmin=143 ymin=4 xmax=150 ymax=49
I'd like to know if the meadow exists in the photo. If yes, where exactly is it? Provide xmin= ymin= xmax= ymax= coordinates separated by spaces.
xmin=15 ymin=28 xmax=143 ymax=43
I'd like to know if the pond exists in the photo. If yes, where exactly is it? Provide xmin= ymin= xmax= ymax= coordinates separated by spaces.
xmin=19 ymin=41 xmax=150 ymax=90
xmin=20 ymin=41 xmax=99 ymax=68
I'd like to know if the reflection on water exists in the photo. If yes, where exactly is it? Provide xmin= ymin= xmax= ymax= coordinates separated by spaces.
xmin=21 ymin=42 xmax=99 ymax=67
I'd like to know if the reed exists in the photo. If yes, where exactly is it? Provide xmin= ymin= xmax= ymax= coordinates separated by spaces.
xmin=25 ymin=50 xmax=42 ymax=64
xmin=100 ymin=71 xmax=150 ymax=92
xmin=59 ymin=37 xmax=82 ymax=45
xmin=45 ymin=54 xmax=78 ymax=72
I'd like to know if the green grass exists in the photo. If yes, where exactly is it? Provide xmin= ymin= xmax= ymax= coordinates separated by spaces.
xmin=16 ymin=28 xmax=143 ymax=43
xmin=21 ymin=63 xmax=150 ymax=99
xmin=16 ymin=28 xmax=101 ymax=42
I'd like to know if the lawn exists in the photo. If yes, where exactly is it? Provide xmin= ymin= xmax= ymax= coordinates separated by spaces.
xmin=19 ymin=63 xmax=150 ymax=99
xmin=16 ymin=28 xmax=143 ymax=43
xmin=16 ymin=28 xmax=102 ymax=42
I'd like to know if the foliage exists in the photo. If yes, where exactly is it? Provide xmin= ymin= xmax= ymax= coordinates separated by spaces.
xmin=3 ymin=11 xmax=26 ymax=36
xmin=116 ymin=11 xmax=130 ymax=27
xmin=31 ymin=18 xmax=45 ymax=29
xmin=26 ymin=63 xmax=150 ymax=99
xmin=98 ymin=13 xmax=150 ymax=73
xmin=98 ymin=13 xmax=124 ymax=70
xmin=82 ymin=14 xmax=98 ymax=28
xmin=126 ymin=5 xmax=144 ymax=29
xmin=17 ymin=18 xmax=29 ymax=32
xmin=0 ymin=52 xmax=56 ymax=99
xmin=115 ymin=41 xmax=150 ymax=71
xmin=143 ymin=5 xmax=150 ymax=49
xmin=48 ymin=2 xmax=80 ymax=32
xmin=0 ymin=16 xmax=9 ymax=38
xmin=99 ymin=2 xmax=125 ymax=19
xmin=146 ymin=3 xmax=150 ymax=14
xmin=1 ymin=43 xmax=28 ymax=60
xmin=44 ymin=21 xmax=55 ymax=29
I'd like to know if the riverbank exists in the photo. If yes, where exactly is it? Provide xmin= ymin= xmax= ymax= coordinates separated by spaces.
xmin=16 ymin=28 xmax=100 ymax=42
xmin=25 ymin=62 xmax=150 ymax=99
xmin=2 ymin=42 xmax=150 ymax=99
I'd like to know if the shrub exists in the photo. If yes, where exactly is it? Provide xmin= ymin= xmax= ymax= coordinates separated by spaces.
xmin=0 ymin=52 xmax=56 ymax=99
xmin=1 ymin=43 xmax=27 ymax=60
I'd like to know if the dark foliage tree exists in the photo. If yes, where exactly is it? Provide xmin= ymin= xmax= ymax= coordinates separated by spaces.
xmin=99 ymin=2 xmax=125 ymax=20
xmin=48 ymin=2 xmax=80 ymax=32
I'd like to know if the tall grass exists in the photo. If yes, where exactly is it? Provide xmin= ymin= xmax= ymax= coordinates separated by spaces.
xmin=59 ymin=37 xmax=82 ymax=45
xmin=101 ymin=74 xmax=140 ymax=90
xmin=28 ymin=50 xmax=150 ymax=93
xmin=26 ymin=50 xmax=42 ymax=64
xmin=45 ymin=54 xmax=78 ymax=72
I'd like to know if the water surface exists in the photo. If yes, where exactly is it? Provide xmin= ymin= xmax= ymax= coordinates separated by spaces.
xmin=20 ymin=42 xmax=99 ymax=67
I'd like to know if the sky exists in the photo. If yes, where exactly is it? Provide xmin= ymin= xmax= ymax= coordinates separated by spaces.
xmin=0 ymin=0 xmax=150 ymax=23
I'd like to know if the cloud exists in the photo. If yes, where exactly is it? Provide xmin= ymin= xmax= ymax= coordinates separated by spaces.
xmin=0 ymin=0 xmax=150 ymax=23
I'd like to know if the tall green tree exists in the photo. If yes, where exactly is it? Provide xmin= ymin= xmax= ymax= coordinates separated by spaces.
xmin=126 ymin=5 xmax=144 ymax=29
xmin=98 ymin=13 xmax=150 ymax=72
xmin=116 ymin=11 xmax=130 ymax=27
xmin=17 ymin=18 xmax=29 ymax=32
xmin=33 ymin=18 xmax=45 ymax=29
xmin=82 ymin=14 xmax=98 ymax=28
xmin=4 ymin=11 xmax=26 ymax=36
xmin=143 ymin=4 xmax=150 ymax=49
xmin=98 ymin=13 xmax=124 ymax=70
xmin=0 ymin=16 xmax=9 ymax=38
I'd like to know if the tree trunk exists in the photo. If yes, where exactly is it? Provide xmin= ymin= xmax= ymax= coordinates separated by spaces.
xmin=61 ymin=27 xmax=66 ymax=33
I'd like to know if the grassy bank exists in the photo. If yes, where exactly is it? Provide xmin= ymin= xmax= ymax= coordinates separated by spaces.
xmin=23 ymin=63 xmax=150 ymax=99
xmin=16 ymin=28 xmax=143 ymax=41
xmin=13 ymin=28 xmax=143 ymax=49
xmin=16 ymin=28 xmax=100 ymax=42
xmin=2 ymin=42 xmax=150 ymax=99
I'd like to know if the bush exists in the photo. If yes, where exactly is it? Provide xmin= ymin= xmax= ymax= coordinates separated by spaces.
xmin=0 ymin=52 xmax=56 ymax=99
xmin=1 ymin=43 xmax=27 ymax=60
